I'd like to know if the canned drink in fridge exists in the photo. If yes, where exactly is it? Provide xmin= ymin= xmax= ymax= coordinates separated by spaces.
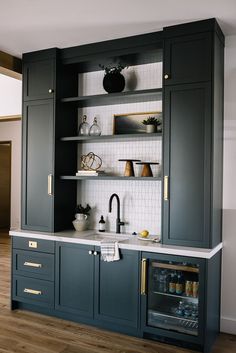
xmin=185 ymin=281 xmax=193 ymax=296
xmin=193 ymin=281 xmax=199 ymax=298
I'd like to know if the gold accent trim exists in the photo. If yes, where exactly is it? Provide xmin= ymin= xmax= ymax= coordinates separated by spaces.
xmin=29 ymin=241 xmax=37 ymax=249
xmin=24 ymin=288 xmax=42 ymax=295
xmin=164 ymin=176 xmax=169 ymax=200
xmin=141 ymin=258 xmax=147 ymax=295
xmin=48 ymin=174 xmax=53 ymax=195
xmin=23 ymin=262 xmax=42 ymax=268
xmin=0 ymin=115 xmax=21 ymax=122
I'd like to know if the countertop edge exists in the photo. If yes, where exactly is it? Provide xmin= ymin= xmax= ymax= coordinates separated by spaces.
xmin=9 ymin=229 xmax=223 ymax=259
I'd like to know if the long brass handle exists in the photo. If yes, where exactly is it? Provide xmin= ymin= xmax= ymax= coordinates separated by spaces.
xmin=24 ymin=288 xmax=42 ymax=295
xmin=48 ymin=174 xmax=53 ymax=195
xmin=23 ymin=262 xmax=42 ymax=268
xmin=164 ymin=176 xmax=169 ymax=201
xmin=141 ymin=258 xmax=147 ymax=295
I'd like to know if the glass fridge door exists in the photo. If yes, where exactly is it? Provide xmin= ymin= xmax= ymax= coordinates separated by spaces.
xmin=147 ymin=260 xmax=200 ymax=336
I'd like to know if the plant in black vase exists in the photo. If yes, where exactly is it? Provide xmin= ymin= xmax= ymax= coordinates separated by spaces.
xmin=142 ymin=117 xmax=162 ymax=133
xmin=100 ymin=63 xmax=127 ymax=93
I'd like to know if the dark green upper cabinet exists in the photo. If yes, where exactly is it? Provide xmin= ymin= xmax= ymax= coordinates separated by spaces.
xmin=163 ymin=33 xmax=212 ymax=85
xmin=23 ymin=58 xmax=55 ymax=101
xmin=162 ymin=19 xmax=224 ymax=248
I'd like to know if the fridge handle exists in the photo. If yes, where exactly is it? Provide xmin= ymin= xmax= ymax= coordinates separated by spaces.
xmin=141 ymin=258 xmax=147 ymax=295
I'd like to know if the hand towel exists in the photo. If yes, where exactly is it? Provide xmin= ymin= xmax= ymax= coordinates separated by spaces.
xmin=100 ymin=240 xmax=120 ymax=262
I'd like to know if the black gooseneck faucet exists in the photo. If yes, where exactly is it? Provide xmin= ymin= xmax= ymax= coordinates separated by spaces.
xmin=108 ymin=193 xmax=125 ymax=234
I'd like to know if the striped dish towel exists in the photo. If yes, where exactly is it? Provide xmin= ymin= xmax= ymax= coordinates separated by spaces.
xmin=100 ymin=240 xmax=120 ymax=262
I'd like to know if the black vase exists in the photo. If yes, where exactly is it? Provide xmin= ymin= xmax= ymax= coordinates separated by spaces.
xmin=103 ymin=72 xmax=125 ymax=93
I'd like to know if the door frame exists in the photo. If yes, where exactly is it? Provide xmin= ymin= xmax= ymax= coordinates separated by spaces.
xmin=0 ymin=141 xmax=12 ymax=229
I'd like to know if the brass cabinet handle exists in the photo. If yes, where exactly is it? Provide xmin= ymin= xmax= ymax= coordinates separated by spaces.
xmin=48 ymin=174 xmax=53 ymax=196
xmin=29 ymin=241 xmax=37 ymax=249
xmin=48 ymin=88 xmax=54 ymax=94
xmin=164 ymin=74 xmax=169 ymax=79
xmin=23 ymin=262 xmax=42 ymax=268
xmin=24 ymin=288 xmax=42 ymax=295
xmin=164 ymin=176 xmax=169 ymax=201
xmin=141 ymin=258 xmax=147 ymax=295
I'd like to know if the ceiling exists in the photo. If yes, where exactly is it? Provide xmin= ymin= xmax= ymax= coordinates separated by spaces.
xmin=1 ymin=0 xmax=236 ymax=58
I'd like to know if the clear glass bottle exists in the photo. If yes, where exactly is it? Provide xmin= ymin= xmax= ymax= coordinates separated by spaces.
xmin=89 ymin=117 xmax=101 ymax=136
xmin=78 ymin=115 xmax=90 ymax=135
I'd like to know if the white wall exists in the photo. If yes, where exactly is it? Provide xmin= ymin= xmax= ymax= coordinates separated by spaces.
xmin=0 ymin=74 xmax=22 ymax=229
xmin=221 ymin=34 xmax=236 ymax=334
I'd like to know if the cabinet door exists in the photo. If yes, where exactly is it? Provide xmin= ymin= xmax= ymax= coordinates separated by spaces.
xmin=94 ymin=249 xmax=139 ymax=330
xmin=164 ymin=33 xmax=212 ymax=85
xmin=55 ymin=243 xmax=94 ymax=318
xmin=162 ymin=83 xmax=211 ymax=248
xmin=21 ymin=100 xmax=54 ymax=232
xmin=23 ymin=59 xmax=55 ymax=100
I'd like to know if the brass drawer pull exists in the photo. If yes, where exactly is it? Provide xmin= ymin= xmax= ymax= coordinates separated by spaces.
xmin=23 ymin=262 xmax=42 ymax=268
xmin=164 ymin=176 xmax=169 ymax=201
xmin=141 ymin=258 xmax=147 ymax=295
xmin=29 ymin=241 xmax=37 ymax=248
xmin=48 ymin=174 xmax=53 ymax=196
xmin=24 ymin=288 xmax=42 ymax=295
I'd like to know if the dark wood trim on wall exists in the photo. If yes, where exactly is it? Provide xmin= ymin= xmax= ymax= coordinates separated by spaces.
xmin=0 ymin=50 xmax=22 ymax=80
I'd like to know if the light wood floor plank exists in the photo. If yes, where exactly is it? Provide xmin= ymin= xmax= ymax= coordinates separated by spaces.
xmin=0 ymin=231 xmax=235 ymax=353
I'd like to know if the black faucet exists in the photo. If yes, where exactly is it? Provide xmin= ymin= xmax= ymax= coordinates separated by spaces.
xmin=108 ymin=193 xmax=125 ymax=234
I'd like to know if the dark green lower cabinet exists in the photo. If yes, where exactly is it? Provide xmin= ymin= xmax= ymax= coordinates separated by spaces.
xmin=94 ymin=249 xmax=140 ymax=329
xmin=55 ymin=242 xmax=140 ymax=333
xmin=55 ymin=243 xmax=94 ymax=317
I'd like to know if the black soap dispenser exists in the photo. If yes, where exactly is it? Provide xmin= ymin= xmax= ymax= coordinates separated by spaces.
xmin=99 ymin=216 xmax=106 ymax=232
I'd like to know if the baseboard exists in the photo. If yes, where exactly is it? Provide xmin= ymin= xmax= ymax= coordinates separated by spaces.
xmin=221 ymin=316 xmax=236 ymax=334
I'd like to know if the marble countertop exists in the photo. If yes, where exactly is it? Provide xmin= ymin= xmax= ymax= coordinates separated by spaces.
xmin=9 ymin=229 xmax=222 ymax=259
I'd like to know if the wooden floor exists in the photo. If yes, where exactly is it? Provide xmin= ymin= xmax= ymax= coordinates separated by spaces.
xmin=0 ymin=230 xmax=235 ymax=353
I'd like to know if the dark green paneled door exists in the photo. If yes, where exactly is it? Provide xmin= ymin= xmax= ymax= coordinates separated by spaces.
xmin=55 ymin=243 xmax=94 ymax=318
xmin=94 ymin=249 xmax=139 ymax=328
xmin=22 ymin=99 xmax=54 ymax=231
xmin=163 ymin=83 xmax=211 ymax=248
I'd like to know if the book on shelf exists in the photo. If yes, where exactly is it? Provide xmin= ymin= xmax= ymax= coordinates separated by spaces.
xmin=76 ymin=170 xmax=105 ymax=177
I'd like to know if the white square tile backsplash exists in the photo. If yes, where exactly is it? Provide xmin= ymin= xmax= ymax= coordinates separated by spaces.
xmin=76 ymin=62 xmax=162 ymax=236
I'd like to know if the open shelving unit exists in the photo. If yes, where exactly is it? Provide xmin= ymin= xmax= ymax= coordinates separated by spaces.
xmin=60 ymin=175 xmax=162 ymax=181
xmin=61 ymin=132 xmax=162 ymax=143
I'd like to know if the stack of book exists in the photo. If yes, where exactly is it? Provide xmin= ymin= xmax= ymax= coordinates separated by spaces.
xmin=76 ymin=170 xmax=105 ymax=177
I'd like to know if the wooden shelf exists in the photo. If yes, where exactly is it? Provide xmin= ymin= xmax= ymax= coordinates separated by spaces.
xmin=60 ymin=175 xmax=161 ymax=181
xmin=61 ymin=132 xmax=162 ymax=143
xmin=61 ymin=88 xmax=162 ymax=107
xmin=152 ymin=262 xmax=199 ymax=273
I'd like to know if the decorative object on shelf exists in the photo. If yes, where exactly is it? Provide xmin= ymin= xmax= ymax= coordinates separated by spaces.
xmin=136 ymin=162 xmax=160 ymax=177
xmin=81 ymin=152 xmax=102 ymax=171
xmin=118 ymin=159 xmax=141 ymax=177
xmin=89 ymin=117 xmax=101 ymax=136
xmin=142 ymin=116 xmax=162 ymax=133
xmin=73 ymin=204 xmax=91 ymax=232
xmin=100 ymin=63 xmax=127 ymax=93
xmin=78 ymin=114 xmax=90 ymax=135
xmin=114 ymin=111 xmax=162 ymax=134
xmin=76 ymin=170 xmax=105 ymax=177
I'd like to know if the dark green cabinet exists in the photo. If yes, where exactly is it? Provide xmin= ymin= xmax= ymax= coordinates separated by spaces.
xmin=163 ymin=83 xmax=211 ymax=248
xmin=55 ymin=242 xmax=139 ymax=332
xmin=163 ymin=33 xmax=212 ymax=85
xmin=23 ymin=58 xmax=55 ymax=101
xmin=55 ymin=243 xmax=94 ymax=317
xmin=22 ymin=100 xmax=54 ymax=231
xmin=94 ymin=249 xmax=139 ymax=329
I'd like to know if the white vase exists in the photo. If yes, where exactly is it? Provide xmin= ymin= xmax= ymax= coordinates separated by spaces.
xmin=72 ymin=213 xmax=88 ymax=232
xmin=146 ymin=125 xmax=156 ymax=133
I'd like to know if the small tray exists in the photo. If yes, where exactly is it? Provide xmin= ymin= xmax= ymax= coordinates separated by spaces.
xmin=137 ymin=236 xmax=160 ymax=243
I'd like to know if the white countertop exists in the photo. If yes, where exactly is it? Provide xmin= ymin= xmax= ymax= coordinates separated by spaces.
xmin=9 ymin=229 xmax=222 ymax=259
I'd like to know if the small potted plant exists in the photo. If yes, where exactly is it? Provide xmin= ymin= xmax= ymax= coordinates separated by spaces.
xmin=100 ymin=63 xmax=127 ymax=93
xmin=73 ymin=204 xmax=91 ymax=232
xmin=142 ymin=116 xmax=162 ymax=133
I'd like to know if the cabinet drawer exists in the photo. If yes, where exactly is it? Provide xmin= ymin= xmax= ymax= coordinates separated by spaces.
xmin=13 ymin=250 xmax=54 ymax=281
xmin=13 ymin=276 xmax=54 ymax=308
xmin=12 ymin=237 xmax=54 ymax=253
